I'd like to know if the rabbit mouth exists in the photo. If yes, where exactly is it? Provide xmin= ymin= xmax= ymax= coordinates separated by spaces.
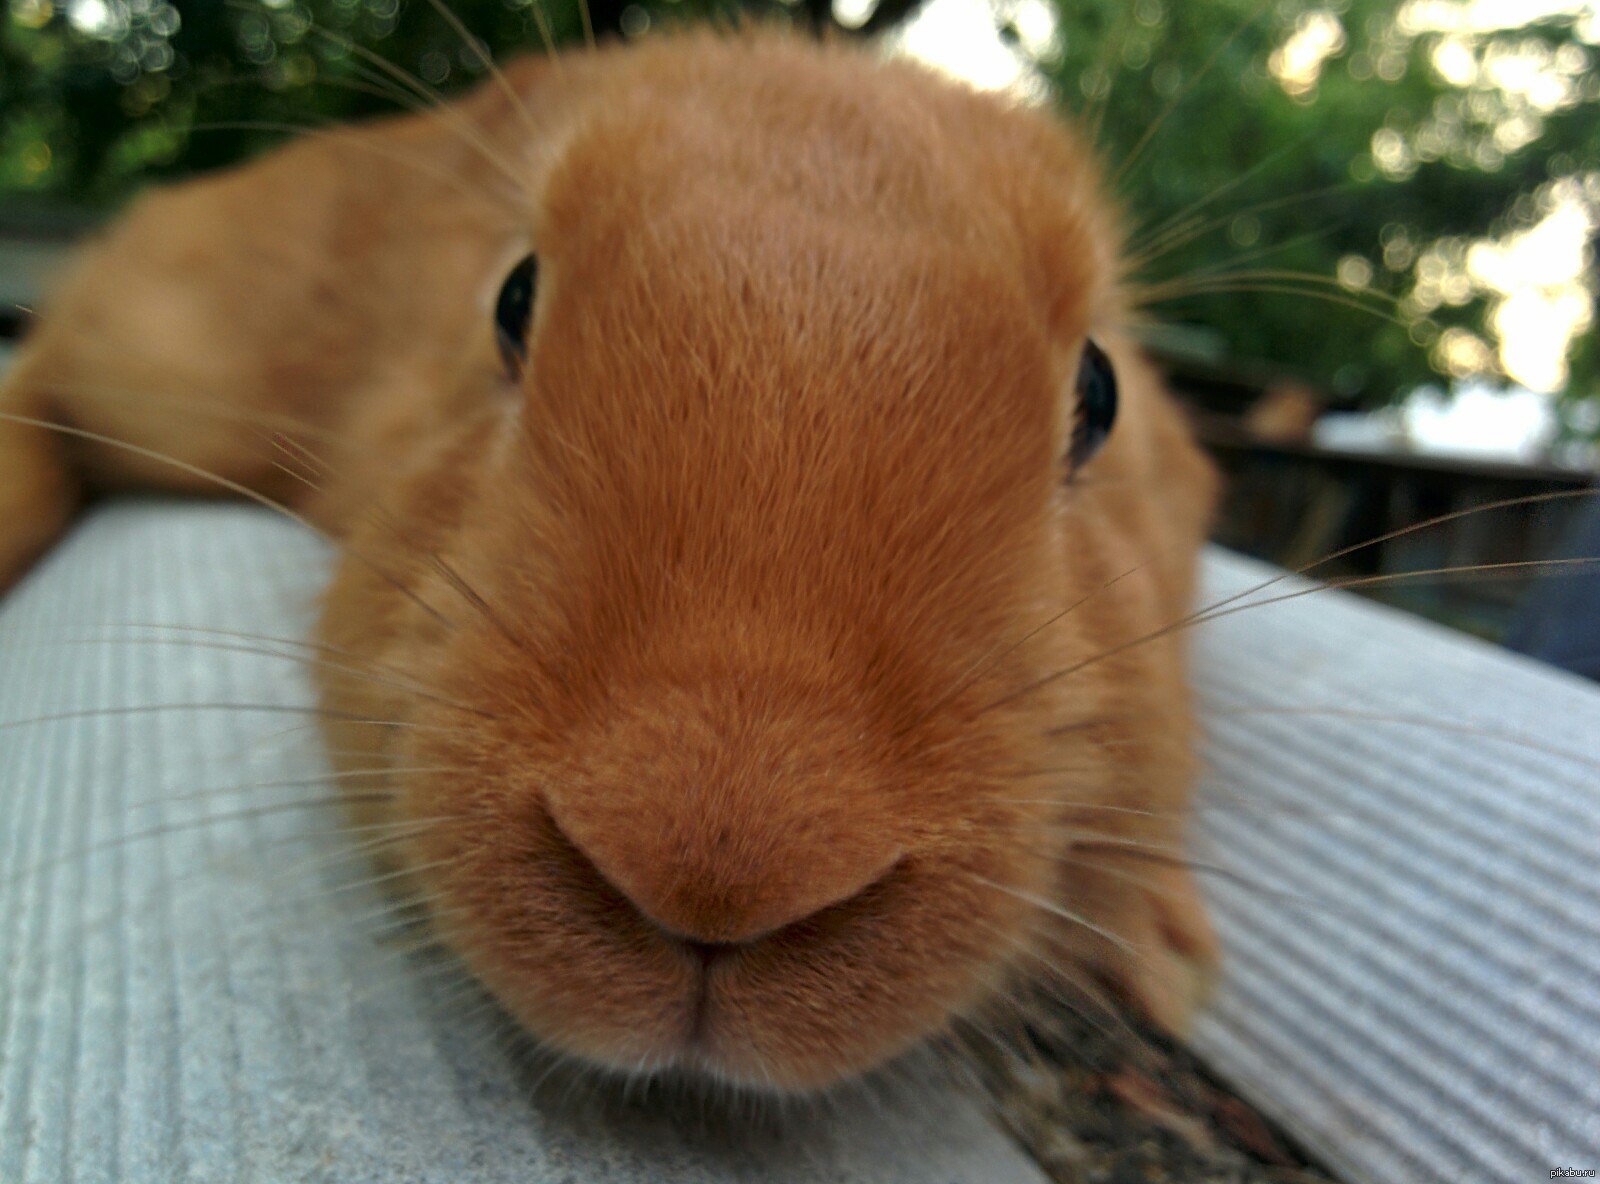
xmin=415 ymin=794 xmax=1025 ymax=1092
xmin=681 ymin=939 xmax=736 ymax=1045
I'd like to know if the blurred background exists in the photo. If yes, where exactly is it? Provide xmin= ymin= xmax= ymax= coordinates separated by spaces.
xmin=0 ymin=0 xmax=1596 ymax=674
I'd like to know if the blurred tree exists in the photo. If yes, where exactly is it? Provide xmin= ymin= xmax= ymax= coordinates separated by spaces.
xmin=0 ymin=0 xmax=1595 ymax=433
xmin=1033 ymin=0 xmax=1599 ymax=432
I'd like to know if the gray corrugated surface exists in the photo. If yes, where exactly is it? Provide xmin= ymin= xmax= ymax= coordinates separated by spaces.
xmin=0 ymin=501 xmax=1049 ymax=1184
xmin=3 ymin=502 xmax=1598 ymax=1183
xmin=1190 ymin=550 xmax=1600 ymax=1182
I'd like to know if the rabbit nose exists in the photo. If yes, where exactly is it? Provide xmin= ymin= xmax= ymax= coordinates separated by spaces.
xmin=541 ymin=676 xmax=908 ymax=947
xmin=555 ymin=798 xmax=903 ymax=946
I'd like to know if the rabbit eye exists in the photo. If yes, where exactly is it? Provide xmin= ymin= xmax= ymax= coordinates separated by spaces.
xmin=1069 ymin=337 xmax=1117 ymax=470
xmin=494 ymin=254 xmax=539 ymax=379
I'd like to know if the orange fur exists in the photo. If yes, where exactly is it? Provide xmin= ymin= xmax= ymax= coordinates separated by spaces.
xmin=0 ymin=31 xmax=1218 ymax=1090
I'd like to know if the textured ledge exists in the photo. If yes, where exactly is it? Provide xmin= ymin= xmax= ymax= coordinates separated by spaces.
xmin=3 ymin=501 xmax=1598 ymax=1182
xmin=1189 ymin=550 xmax=1600 ymax=1182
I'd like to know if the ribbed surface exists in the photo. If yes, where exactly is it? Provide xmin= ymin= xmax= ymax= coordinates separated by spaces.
xmin=0 ymin=502 xmax=1049 ymax=1184
xmin=4 ymin=503 xmax=1598 ymax=1182
xmin=1190 ymin=550 xmax=1600 ymax=1182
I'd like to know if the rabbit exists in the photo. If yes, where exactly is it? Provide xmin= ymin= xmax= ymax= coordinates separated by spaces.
xmin=0 ymin=29 xmax=1219 ymax=1091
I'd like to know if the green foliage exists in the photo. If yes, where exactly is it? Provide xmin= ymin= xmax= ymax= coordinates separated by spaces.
xmin=1035 ymin=0 xmax=1599 ymax=415
xmin=0 ymin=0 xmax=592 ymax=199
xmin=1 ymin=0 xmax=1596 ymax=424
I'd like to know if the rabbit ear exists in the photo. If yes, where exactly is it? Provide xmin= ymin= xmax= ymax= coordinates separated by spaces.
xmin=0 ymin=51 xmax=572 ymax=540
xmin=0 ymin=47 xmax=578 ymax=592
xmin=0 ymin=138 xmax=375 ymax=519
xmin=0 ymin=141 xmax=369 ymax=578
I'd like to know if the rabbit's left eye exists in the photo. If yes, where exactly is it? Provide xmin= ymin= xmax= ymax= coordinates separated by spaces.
xmin=494 ymin=254 xmax=539 ymax=379
xmin=1070 ymin=337 xmax=1117 ymax=470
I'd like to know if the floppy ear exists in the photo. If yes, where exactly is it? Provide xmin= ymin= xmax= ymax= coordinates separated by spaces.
xmin=0 ymin=53 xmax=564 ymax=587
xmin=0 ymin=114 xmax=433 ymax=535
